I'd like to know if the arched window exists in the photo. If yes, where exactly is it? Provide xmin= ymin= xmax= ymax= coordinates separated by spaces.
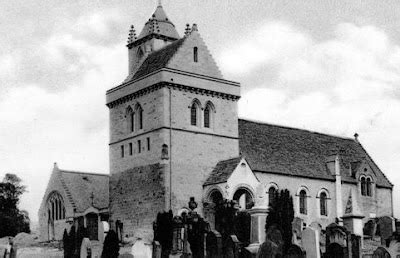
xmin=361 ymin=177 xmax=366 ymax=196
xmin=299 ymin=190 xmax=307 ymax=215
xmin=126 ymin=106 xmax=134 ymax=132
xmin=204 ymin=105 xmax=210 ymax=128
xmin=191 ymin=102 xmax=199 ymax=126
xmin=320 ymin=192 xmax=328 ymax=216
xmin=193 ymin=47 xmax=198 ymax=63
xmin=366 ymin=177 xmax=372 ymax=197
xmin=47 ymin=192 xmax=65 ymax=221
xmin=137 ymin=47 xmax=144 ymax=61
xmin=233 ymin=188 xmax=254 ymax=210
xmin=268 ymin=187 xmax=277 ymax=207
xmin=137 ymin=106 xmax=143 ymax=130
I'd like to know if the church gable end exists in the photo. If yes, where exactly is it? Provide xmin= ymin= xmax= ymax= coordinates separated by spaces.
xmin=166 ymin=27 xmax=223 ymax=79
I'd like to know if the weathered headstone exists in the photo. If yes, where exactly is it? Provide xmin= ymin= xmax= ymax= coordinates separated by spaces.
xmin=350 ymin=234 xmax=361 ymax=258
xmin=257 ymin=240 xmax=282 ymax=258
xmin=378 ymin=216 xmax=395 ymax=246
xmin=152 ymin=241 xmax=161 ymax=258
xmin=292 ymin=217 xmax=303 ymax=240
xmin=225 ymin=235 xmax=241 ymax=258
xmin=284 ymin=244 xmax=305 ymax=258
xmin=372 ymin=246 xmax=391 ymax=258
xmin=205 ymin=230 xmax=222 ymax=258
xmin=388 ymin=240 xmax=400 ymax=258
xmin=80 ymin=237 xmax=92 ymax=258
xmin=301 ymin=227 xmax=320 ymax=258
xmin=131 ymin=238 xmax=152 ymax=258
xmin=364 ymin=220 xmax=377 ymax=238
xmin=325 ymin=223 xmax=348 ymax=247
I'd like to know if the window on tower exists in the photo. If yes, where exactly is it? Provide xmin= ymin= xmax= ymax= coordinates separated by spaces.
xmin=191 ymin=103 xmax=198 ymax=126
xmin=204 ymin=101 xmax=214 ymax=128
xmin=193 ymin=47 xmax=198 ymax=62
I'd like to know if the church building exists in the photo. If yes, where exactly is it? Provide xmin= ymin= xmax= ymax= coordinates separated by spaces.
xmin=39 ymin=3 xmax=393 ymax=242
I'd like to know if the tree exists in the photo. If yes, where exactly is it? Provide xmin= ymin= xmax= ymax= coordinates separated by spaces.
xmin=0 ymin=173 xmax=30 ymax=237
xmin=265 ymin=189 xmax=294 ymax=252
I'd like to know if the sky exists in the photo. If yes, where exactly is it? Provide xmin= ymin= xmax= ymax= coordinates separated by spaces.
xmin=0 ymin=0 xmax=399 ymax=223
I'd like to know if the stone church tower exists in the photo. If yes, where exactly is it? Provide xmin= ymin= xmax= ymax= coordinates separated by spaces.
xmin=106 ymin=3 xmax=241 ymax=239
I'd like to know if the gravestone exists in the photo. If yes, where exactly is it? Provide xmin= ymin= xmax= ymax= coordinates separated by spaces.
xmin=378 ymin=216 xmax=395 ymax=246
xmin=301 ymin=227 xmax=320 ymax=258
xmin=326 ymin=223 xmax=348 ymax=247
xmin=80 ymin=237 xmax=92 ymax=258
xmin=372 ymin=246 xmax=391 ymax=258
xmin=131 ymin=238 xmax=152 ymax=258
xmin=364 ymin=220 xmax=377 ymax=238
xmin=225 ymin=235 xmax=241 ymax=258
xmin=325 ymin=243 xmax=345 ymax=258
xmin=284 ymin=244 xmax=305 ymax=258
xmin=205 ymin=230 xmax=222 ymax=258
xmin=119 ymin=254 xmax=134 ymax=258
xmin=350 ymin=234 xmax=361 ymax=258
xmin=388 ymin=240 xmax=400 ymax=258
xmin=292 ymin=217 xmax=303 ymax=240
xmin=257 ymin=240 xmax=282 ymax=258
xmin=152 ymin=241 xmax=161 ymax=258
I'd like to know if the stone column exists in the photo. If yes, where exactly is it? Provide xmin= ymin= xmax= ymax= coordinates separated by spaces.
xmin=246 ymin=207 xmax=268 ymax=253
xmin=335 ymin=154 xmax=343 ymax=225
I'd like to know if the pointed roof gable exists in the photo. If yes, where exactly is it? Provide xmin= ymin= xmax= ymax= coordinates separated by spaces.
xmin=204 ymin=157 xmax=242 ymax=186
xmin=137 ymin=4 xmax=179 ymax=41
xmin=238 ymin=119 xmax=392 ymax=188
xmin=132 ymin=28 xmax=223 ymax=81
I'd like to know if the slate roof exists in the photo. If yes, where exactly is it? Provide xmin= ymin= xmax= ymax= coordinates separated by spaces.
xmin=60 ymin=169 xmax=109 ymax=213
xmin=132 ymin=37 xmax=186 ymax=80
xmin=204 ymin=157 xmax=242 ymax=186
xmin=237 ymin=119 xmax=392 ymax=188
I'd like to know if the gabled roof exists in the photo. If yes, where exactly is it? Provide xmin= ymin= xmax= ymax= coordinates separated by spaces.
xmin=238 ymin=119 xmax=392 ymax=188
xmin=137 ymin=5 xmax=179 ymax=40
xmin=59 ymin=169 xmax=109 ymax=213
xmin=132 ymin=37 xmax=186 ymax=80
xmin=204 ymin=157 xmax=242 ymax=186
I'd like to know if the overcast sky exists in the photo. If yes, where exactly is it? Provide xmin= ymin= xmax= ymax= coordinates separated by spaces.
xmin=1 ymin=0 xmax=399 ymax=222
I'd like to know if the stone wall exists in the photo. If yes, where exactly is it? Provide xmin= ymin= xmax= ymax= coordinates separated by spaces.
xmin=255 ymin=172 xmax=337 ymax=229
xmin=109 ymin=163 xmax=166 ymax=240
xmin=38 ymin=167 xmax=76 ymax=241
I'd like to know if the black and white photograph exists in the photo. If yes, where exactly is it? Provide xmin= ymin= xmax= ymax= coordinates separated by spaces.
xmin=0 ymin=1 xmax=399 ymax=257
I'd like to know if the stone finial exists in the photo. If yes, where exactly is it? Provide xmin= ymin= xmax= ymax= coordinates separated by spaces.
xmin=127 ymin=25 xmax=137 ymax=44
xmin=192 ymin=23 xmax=198 ymax=32
xmin=184 ymin=23 xmax=191 ymax=36
xmin=54 ymin=162 xmax=58 ymax=169
xmin=354 ymin=133 xmax=359 ymax=142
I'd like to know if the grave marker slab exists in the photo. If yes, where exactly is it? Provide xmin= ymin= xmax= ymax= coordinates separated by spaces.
xmin=301 ymin=227 xmax=320 ymax=258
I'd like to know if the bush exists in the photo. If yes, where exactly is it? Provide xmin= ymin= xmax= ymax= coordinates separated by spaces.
xmin=101 ymin=229 xmax=119 ymax=258
xmin=265 ymin=189 xmax=294 ymax=252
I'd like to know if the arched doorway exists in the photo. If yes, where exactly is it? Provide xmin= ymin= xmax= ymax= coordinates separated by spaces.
xmin=233 ymin=187 xmax=254 ymax=210
xmin=204 ymin=189 xmax=223 ymax=231
xmin=86 ymin=213 xmax=98 ymax=240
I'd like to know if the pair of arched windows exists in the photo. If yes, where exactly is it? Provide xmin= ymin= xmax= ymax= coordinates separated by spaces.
xmin=126 ymin=104 xmax=143 ymax=133
xmin=361 ymin=176 xmax=373 ymax=197
xmin=190 ymin=100 xmax=214 ymax=128
xmin=47 ymin=192 xmax=65 ymax=221
xmin=298 ymin=188 xmax=328 ymax=216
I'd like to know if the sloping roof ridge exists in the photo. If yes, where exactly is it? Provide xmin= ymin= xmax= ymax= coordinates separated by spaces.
xmin=60 ymin=169 xmax=109 ymax=177
xmin=59 ymin=173 xmax=77 ymax=209
xmin=238 ymin=118 xmax=355 ymax=142
xmin=356 ymin=141 xmax=393 ymax=187
xmin=218 ymin=156 xmax=242 ymax=163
